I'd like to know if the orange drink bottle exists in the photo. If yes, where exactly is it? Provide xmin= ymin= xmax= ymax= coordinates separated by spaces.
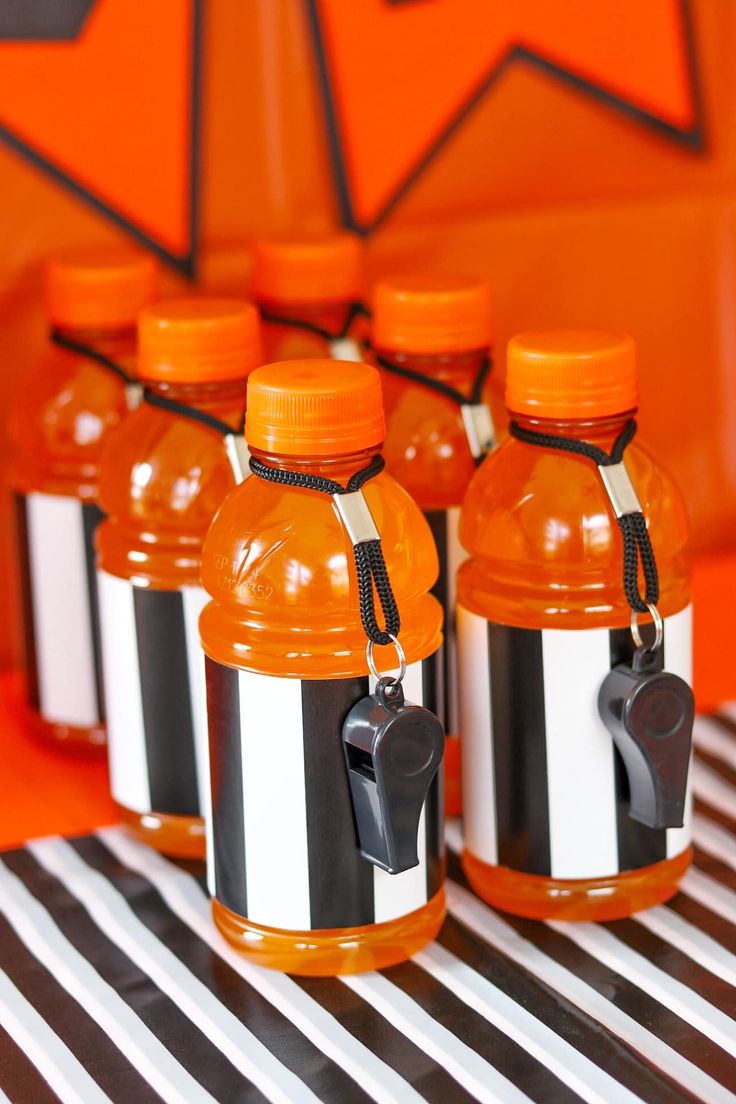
xmin=252 ymin=233 xmax=365 ymax=361
xmin=372 ymin=275 xmax=501 ymax=817
xmin=200 ymin=359 xmax=445 ymax=974
xmin=458 ymin=331 xmax=693 ymax=921
xmin=96 ymin=300 xmax=262 ymax=858
xmin=9 ymin=248 xmax=157 ymax=751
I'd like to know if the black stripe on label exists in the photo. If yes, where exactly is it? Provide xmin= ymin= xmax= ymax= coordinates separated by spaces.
xmin=386 ymin=958 xmax=584 ymax=1104
xmin=0 ymin=868 xmax=161 ymax=1103
xmin=206 ymin=658 xmax=247 ymax=917
xmin=81 ymin=502 xmax=105 ymax=724
xmin=302 ymin=676 xmax=376 ymax=929
xmin=13 ymin=493 xmax=39 ymax=710
xmin=609 ymin=626 xmax=668 ymax=870
xmin=80 ymin=836 xmax=366 ymax=1104
xmin=421 ymin=646 xmax=446 ymax=893
xmin=133 ymin=588 xmax=199 ymax=817
xmin=296 ymin=975 xmax=477 ymax=1104
xmin=0 ymin=1025 xmax=71 ymax=1104
xmin=425 ymin=510 xmax=450 ymax=730
xmin=489 ymin=623 xmax=551 ymax=875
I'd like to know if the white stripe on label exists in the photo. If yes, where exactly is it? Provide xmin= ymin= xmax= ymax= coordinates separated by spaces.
xmin=445 ymin=506 xmax=464 ymax=737
xmin=97 ymin=571 xmax=150 ymax=814
xmin=0 ymin=970 xmax=113 ymax=1104
xmin=182 ymin=586 xmax=211 ymax=843
xmin=541 ymin=627 xmax=618 ymax=879
xmin=27 ymin=493 xmax=98 ymax=727
xmin=239 ymin=672 xmax=311 ymax=930
xmin=370 ymin=658 xmax=429 ymax=923
xmin=664 ymin=605 xmax=694 ymax=858
xmin=458 ymin=606 xmax=497 ymax=864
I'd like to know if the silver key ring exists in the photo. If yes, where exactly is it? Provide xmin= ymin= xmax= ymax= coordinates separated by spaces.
xmin=631 ymin=602 xmax=664 ymax=651
xmin=366 ymin=633 xmax=407 ymax=687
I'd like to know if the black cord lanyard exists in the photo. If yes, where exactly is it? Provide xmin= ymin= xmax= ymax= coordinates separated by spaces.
xmin=509 ymin=418 xmax=658 ymax=615
xmin=259 ymin=300 xmax=370 ymax=345
xmin=249 ymin=453 xmax=399 ymax=647
xmin=372 ymin=347 xmax=495 ymax=460
xmin=141 ymin=387 xmax=244 ymax=437
xmin=50 ymin=328 xmax=133 ymax=386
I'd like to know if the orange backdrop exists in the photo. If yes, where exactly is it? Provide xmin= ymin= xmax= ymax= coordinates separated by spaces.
xmin=0 ymin=0 xmax=734 ymax=707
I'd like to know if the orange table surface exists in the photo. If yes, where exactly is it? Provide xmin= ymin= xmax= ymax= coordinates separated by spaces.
xmin=0 ymin=549 xmax=733 ymax=851
xmin=0 ymin=671 xmax=116 ymax=850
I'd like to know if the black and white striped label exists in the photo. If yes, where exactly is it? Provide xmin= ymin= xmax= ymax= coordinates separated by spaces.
xmin=97 ymin=572 xmax=209 ymax=820
xmin=425 ymin=507 xmax=464 ymax=737
xmin=458 ymin=604 xmax=693 ymax=879
xmin=14 ymin=491 xmax=105 ymax=728
xmin=206 ymin=653 xmax=444 ymax=931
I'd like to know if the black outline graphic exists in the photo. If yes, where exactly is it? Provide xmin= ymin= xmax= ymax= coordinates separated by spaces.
xmin=0 ymin=0 xmax=203 ymax=275
xmin=306 ymin=0 xmax=705 ymax=235
xmin=0 ymin=0 xmax=96 ymax=41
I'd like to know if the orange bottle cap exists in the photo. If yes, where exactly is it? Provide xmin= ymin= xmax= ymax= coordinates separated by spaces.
xmin=251 ymin=234 xmax=363 ymax=303
xmin=372 ymin=274 xmax=492 ymax=355
xmin=506 ymin=330 xmax=638 ymax=419
xmin=246 ymin=359 xmax=385 ymax=456
xmin=46 ymin=247 xmax=158 ymax=330
xmin=138 ymin=299 xmax=263 ymax=383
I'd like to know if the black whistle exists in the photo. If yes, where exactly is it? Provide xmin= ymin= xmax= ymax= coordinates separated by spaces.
xmin=598 ymin=646 xmax=694 ymax=829
xmin=342 ymin=680 xmax=444 ymax=874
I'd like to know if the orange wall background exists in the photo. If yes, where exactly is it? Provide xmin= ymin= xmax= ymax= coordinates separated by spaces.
xmin=0 ymin=0 xmax=735 ymax=681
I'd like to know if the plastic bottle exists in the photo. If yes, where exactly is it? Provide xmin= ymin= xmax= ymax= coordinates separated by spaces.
xmin=9 ymin=248 xmax=157 ymax=751
xmin=373 ymin=275 xmax=500 ymax=817
xmin=201 ymin=359 xmax=445 ymax=974
xmin=458 ymin=331 xmax=692 ymax=921
xmin=252 ymin=234 xmax=364 ymax=361
xmin=96 ymin=299 xmax=262 ymax=858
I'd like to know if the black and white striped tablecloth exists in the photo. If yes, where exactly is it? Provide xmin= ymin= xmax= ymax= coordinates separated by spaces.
xmin=1 ymin=715 xmax=736 ymax=1104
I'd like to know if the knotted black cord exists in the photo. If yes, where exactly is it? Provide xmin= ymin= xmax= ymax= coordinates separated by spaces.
xmin=510 ymin=418 xmax=658 ymax=614
xmin=259 ymin=300 xmax=371 ymax=344
xmin=249 ymin=453 xmax=400 ymax=646
xmin=50 ymin=328 xmax=132 ymax=385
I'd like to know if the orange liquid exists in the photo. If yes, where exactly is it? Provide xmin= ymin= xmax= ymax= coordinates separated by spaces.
xmin=458 ymin=410 xmax=691 ymax=920
xmin=378 ymin=347 xmax=504 ymax=817
xmin=97 ymin=378 xmax=244 ymax=857
xmin=257 ymin=298 xmax=365 ymax=361
xmin=200 ymin=444 xmax=445 ymax=974
xmin=8 ymin=325 xmax=136 ymax=751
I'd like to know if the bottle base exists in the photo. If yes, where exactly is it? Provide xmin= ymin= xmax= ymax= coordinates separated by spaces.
xmin=444 ymin=734 xmax=462 ymax=818
xmin=116 ymin=804 xmax=206 ymax=860
xmin=32 ymin=712 xmax=106 ymax=755
xmin=212 ymin=888 xmax=447 ymax=975
xmin=462 ymin=847 xmax=692 ymax=921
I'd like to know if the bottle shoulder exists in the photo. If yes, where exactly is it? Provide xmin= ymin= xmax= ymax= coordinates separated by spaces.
xmin=381 ymin=375 xmax=506 ymax=508
xmin=458 ymin=437 xmax=691 ymax=627
xmin=9 ymin=348 xmax=127 ymax=495
xmin=199 ymin=470 xmax=443 ymax=673
xmin=96 ymin=407 xmax=235 ymax=585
